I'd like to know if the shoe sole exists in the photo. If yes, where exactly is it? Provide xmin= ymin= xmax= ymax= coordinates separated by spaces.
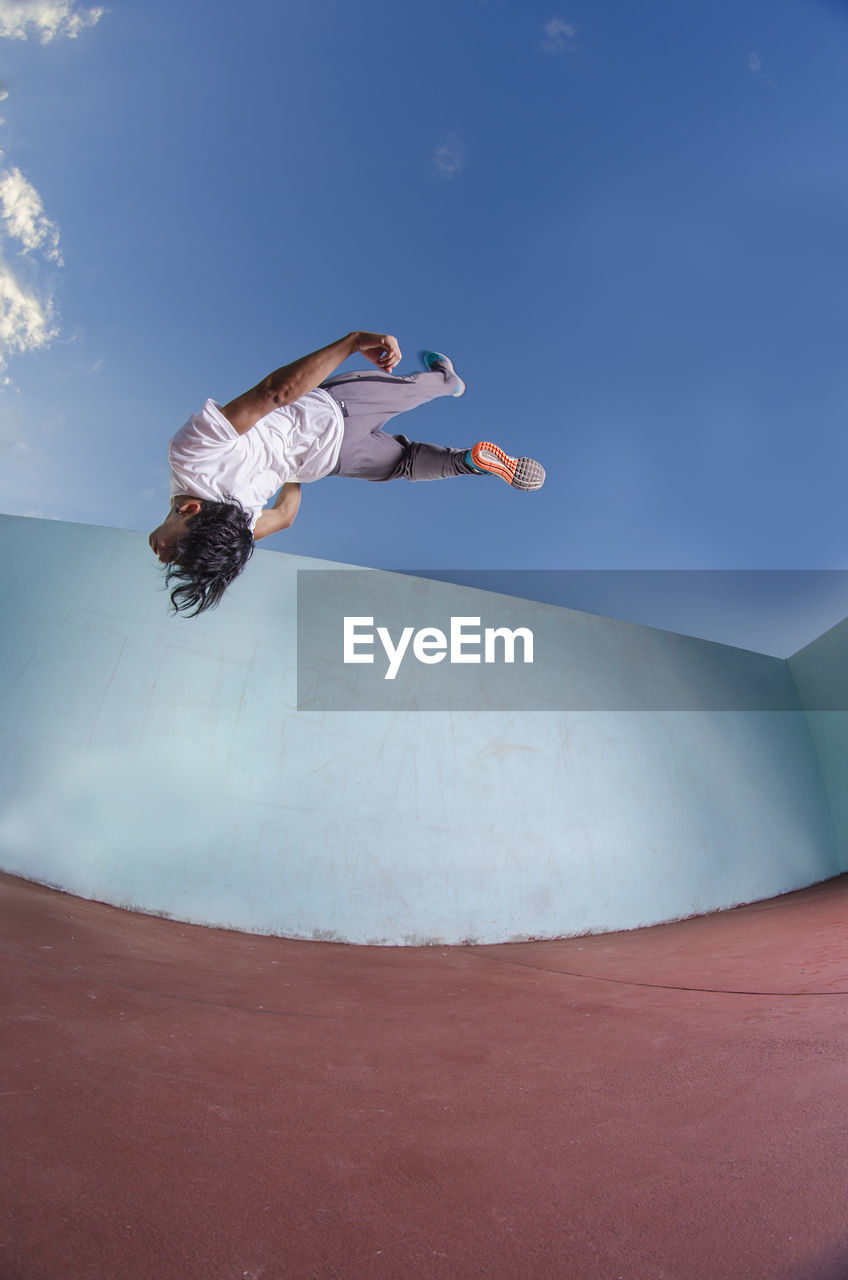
xmin=471 ymin=442 xmax=546 ymax=491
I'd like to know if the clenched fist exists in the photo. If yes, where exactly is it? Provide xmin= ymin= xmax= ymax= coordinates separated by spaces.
xmin=356 ymin=331 xmax=402 ymax=373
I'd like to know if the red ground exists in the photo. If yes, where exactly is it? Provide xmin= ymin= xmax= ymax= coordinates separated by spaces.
xmin=2 ymin=870 xmax=848 ymax=1280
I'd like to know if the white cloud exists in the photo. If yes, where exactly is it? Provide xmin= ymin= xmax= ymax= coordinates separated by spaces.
xmin=0 ymin=2 xmax=104 ymax=377
xmin=0 ymin=259 xmax=58 ymax=359
xmin=541 ymin=17 xmax=577 ymax=54
xmin=0 ymin=430 xmax=28 ymax=451
xmin=0 ymin=165 xmax=62 ymax=372
xmin=0 ymin=0 xmax=104 ymax=43
xmin=749 ymin=52 xmax=762 ymax=74
xmin=0 ymin=167 xmax=62 ymax=262
xmin=434 ymin=133 xmax=465 ymax=178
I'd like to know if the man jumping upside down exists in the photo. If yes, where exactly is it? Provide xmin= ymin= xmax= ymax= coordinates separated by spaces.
xmin=148 ymin=330 xmax=546 ymax=616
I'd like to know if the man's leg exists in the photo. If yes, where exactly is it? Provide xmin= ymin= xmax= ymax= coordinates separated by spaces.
xmin=322 ymin=366 xmax=475 ymax=482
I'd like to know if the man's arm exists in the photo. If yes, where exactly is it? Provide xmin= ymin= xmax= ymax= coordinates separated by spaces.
xmin=221 ymin=330 xmax=402 ymax=436
xmin=254 ymin=482 xmax=302 ymax=541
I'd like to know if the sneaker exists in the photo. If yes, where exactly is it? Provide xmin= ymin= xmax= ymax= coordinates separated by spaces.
xmin=420 ymin=350 xmax=466 ymax=397
xmin=468 ymin=441 xmax=546 ymax=491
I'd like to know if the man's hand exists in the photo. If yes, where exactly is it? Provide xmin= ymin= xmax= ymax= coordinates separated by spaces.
xmin=356 ymin=332 xmax=402 ymax=373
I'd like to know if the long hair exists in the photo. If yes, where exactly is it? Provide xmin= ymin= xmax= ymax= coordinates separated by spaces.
xmin=164 ymin=497 xmax=254 ymax=616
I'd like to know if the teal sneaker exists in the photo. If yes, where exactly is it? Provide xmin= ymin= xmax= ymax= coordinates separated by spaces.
xmin=420 ymin=350 xmax=466 ymax=397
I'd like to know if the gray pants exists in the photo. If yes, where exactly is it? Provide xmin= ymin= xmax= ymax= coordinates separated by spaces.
xmin=321 ymin=367 xmax=477 ymax=482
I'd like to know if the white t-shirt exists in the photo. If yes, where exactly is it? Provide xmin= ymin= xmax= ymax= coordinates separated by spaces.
xmin=168 ymin=389 xmax=345 ymax=532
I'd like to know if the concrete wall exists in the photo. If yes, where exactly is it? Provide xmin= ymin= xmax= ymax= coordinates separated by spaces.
xmin=0 ymin=513 xmax=840 ymax=943
xmin=789 ymin=619 xmax=848 ymax=873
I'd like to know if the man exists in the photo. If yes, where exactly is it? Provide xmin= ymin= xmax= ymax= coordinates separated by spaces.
xmin=149 ymin=330 xmax=545 ymax=616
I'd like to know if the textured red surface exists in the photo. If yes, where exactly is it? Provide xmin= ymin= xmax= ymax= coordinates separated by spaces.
xmin=2 ymin=870 xmax=848 ymax=1280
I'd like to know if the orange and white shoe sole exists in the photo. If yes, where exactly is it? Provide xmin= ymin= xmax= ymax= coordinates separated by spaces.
xmin=470 ymin=442 xmax=546 ymax=491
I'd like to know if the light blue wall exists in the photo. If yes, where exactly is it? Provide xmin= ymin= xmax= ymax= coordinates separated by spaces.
xmin=0 ymin=513 xmax=840 ymax=943
xmin=788 ymin=619 xmax=848 ymax=873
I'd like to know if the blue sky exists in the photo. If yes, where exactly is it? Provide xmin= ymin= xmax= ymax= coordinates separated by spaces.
xmin=2 ymin=0 xmax=848 ymax=651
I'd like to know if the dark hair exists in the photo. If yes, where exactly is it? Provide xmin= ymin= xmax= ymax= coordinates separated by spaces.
xmin=164 ymin=497 xmax=255 ymax=616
